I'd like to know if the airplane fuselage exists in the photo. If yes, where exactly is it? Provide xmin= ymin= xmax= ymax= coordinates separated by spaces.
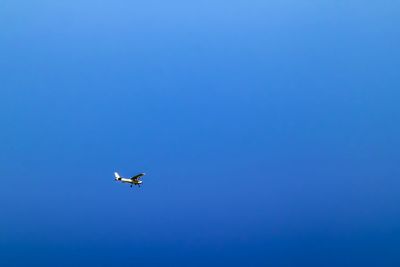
xmin=119 ymin=178 xmax=142 ymax=185
xmin=114 ymin=172 xmax=145 ymax=187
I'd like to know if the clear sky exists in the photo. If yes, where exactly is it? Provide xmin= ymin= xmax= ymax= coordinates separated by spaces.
xmin=1 ymin=1 xmax=400 ymax=266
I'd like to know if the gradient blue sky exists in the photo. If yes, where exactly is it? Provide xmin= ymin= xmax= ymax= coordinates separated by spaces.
xmin=1 ymin=1 xmax=400 ymax=266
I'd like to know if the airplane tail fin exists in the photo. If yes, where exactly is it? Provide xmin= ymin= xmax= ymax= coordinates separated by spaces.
xmin=114 ymin=172 xmax=121 ymax=180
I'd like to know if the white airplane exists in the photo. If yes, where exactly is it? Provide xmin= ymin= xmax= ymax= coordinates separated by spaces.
xmin=114 ymin=172 xmax=145 ymax=188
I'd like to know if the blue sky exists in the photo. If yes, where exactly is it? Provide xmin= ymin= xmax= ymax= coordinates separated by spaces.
xmin=1 ymin=1 xmax=400 ymax=266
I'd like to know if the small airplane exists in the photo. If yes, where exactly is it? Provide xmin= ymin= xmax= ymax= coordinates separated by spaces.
xmin=114 ymin=172 xmax=145 ymax=188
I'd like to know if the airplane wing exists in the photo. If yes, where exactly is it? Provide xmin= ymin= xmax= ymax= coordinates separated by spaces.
xmin=131 ymin=173 xmax=145 ymax=180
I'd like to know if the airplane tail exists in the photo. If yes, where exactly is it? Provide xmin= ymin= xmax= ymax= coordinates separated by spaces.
xmin=114 ymin=172 xmax=121 ymax=180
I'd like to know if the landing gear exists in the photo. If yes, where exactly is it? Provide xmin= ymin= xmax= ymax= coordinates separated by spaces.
xmin=130 ymin=184 xmax=132 ymax=188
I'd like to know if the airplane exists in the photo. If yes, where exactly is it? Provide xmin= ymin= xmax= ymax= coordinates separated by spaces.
xmin=114 ymin=172 xmax=145 ymax=188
